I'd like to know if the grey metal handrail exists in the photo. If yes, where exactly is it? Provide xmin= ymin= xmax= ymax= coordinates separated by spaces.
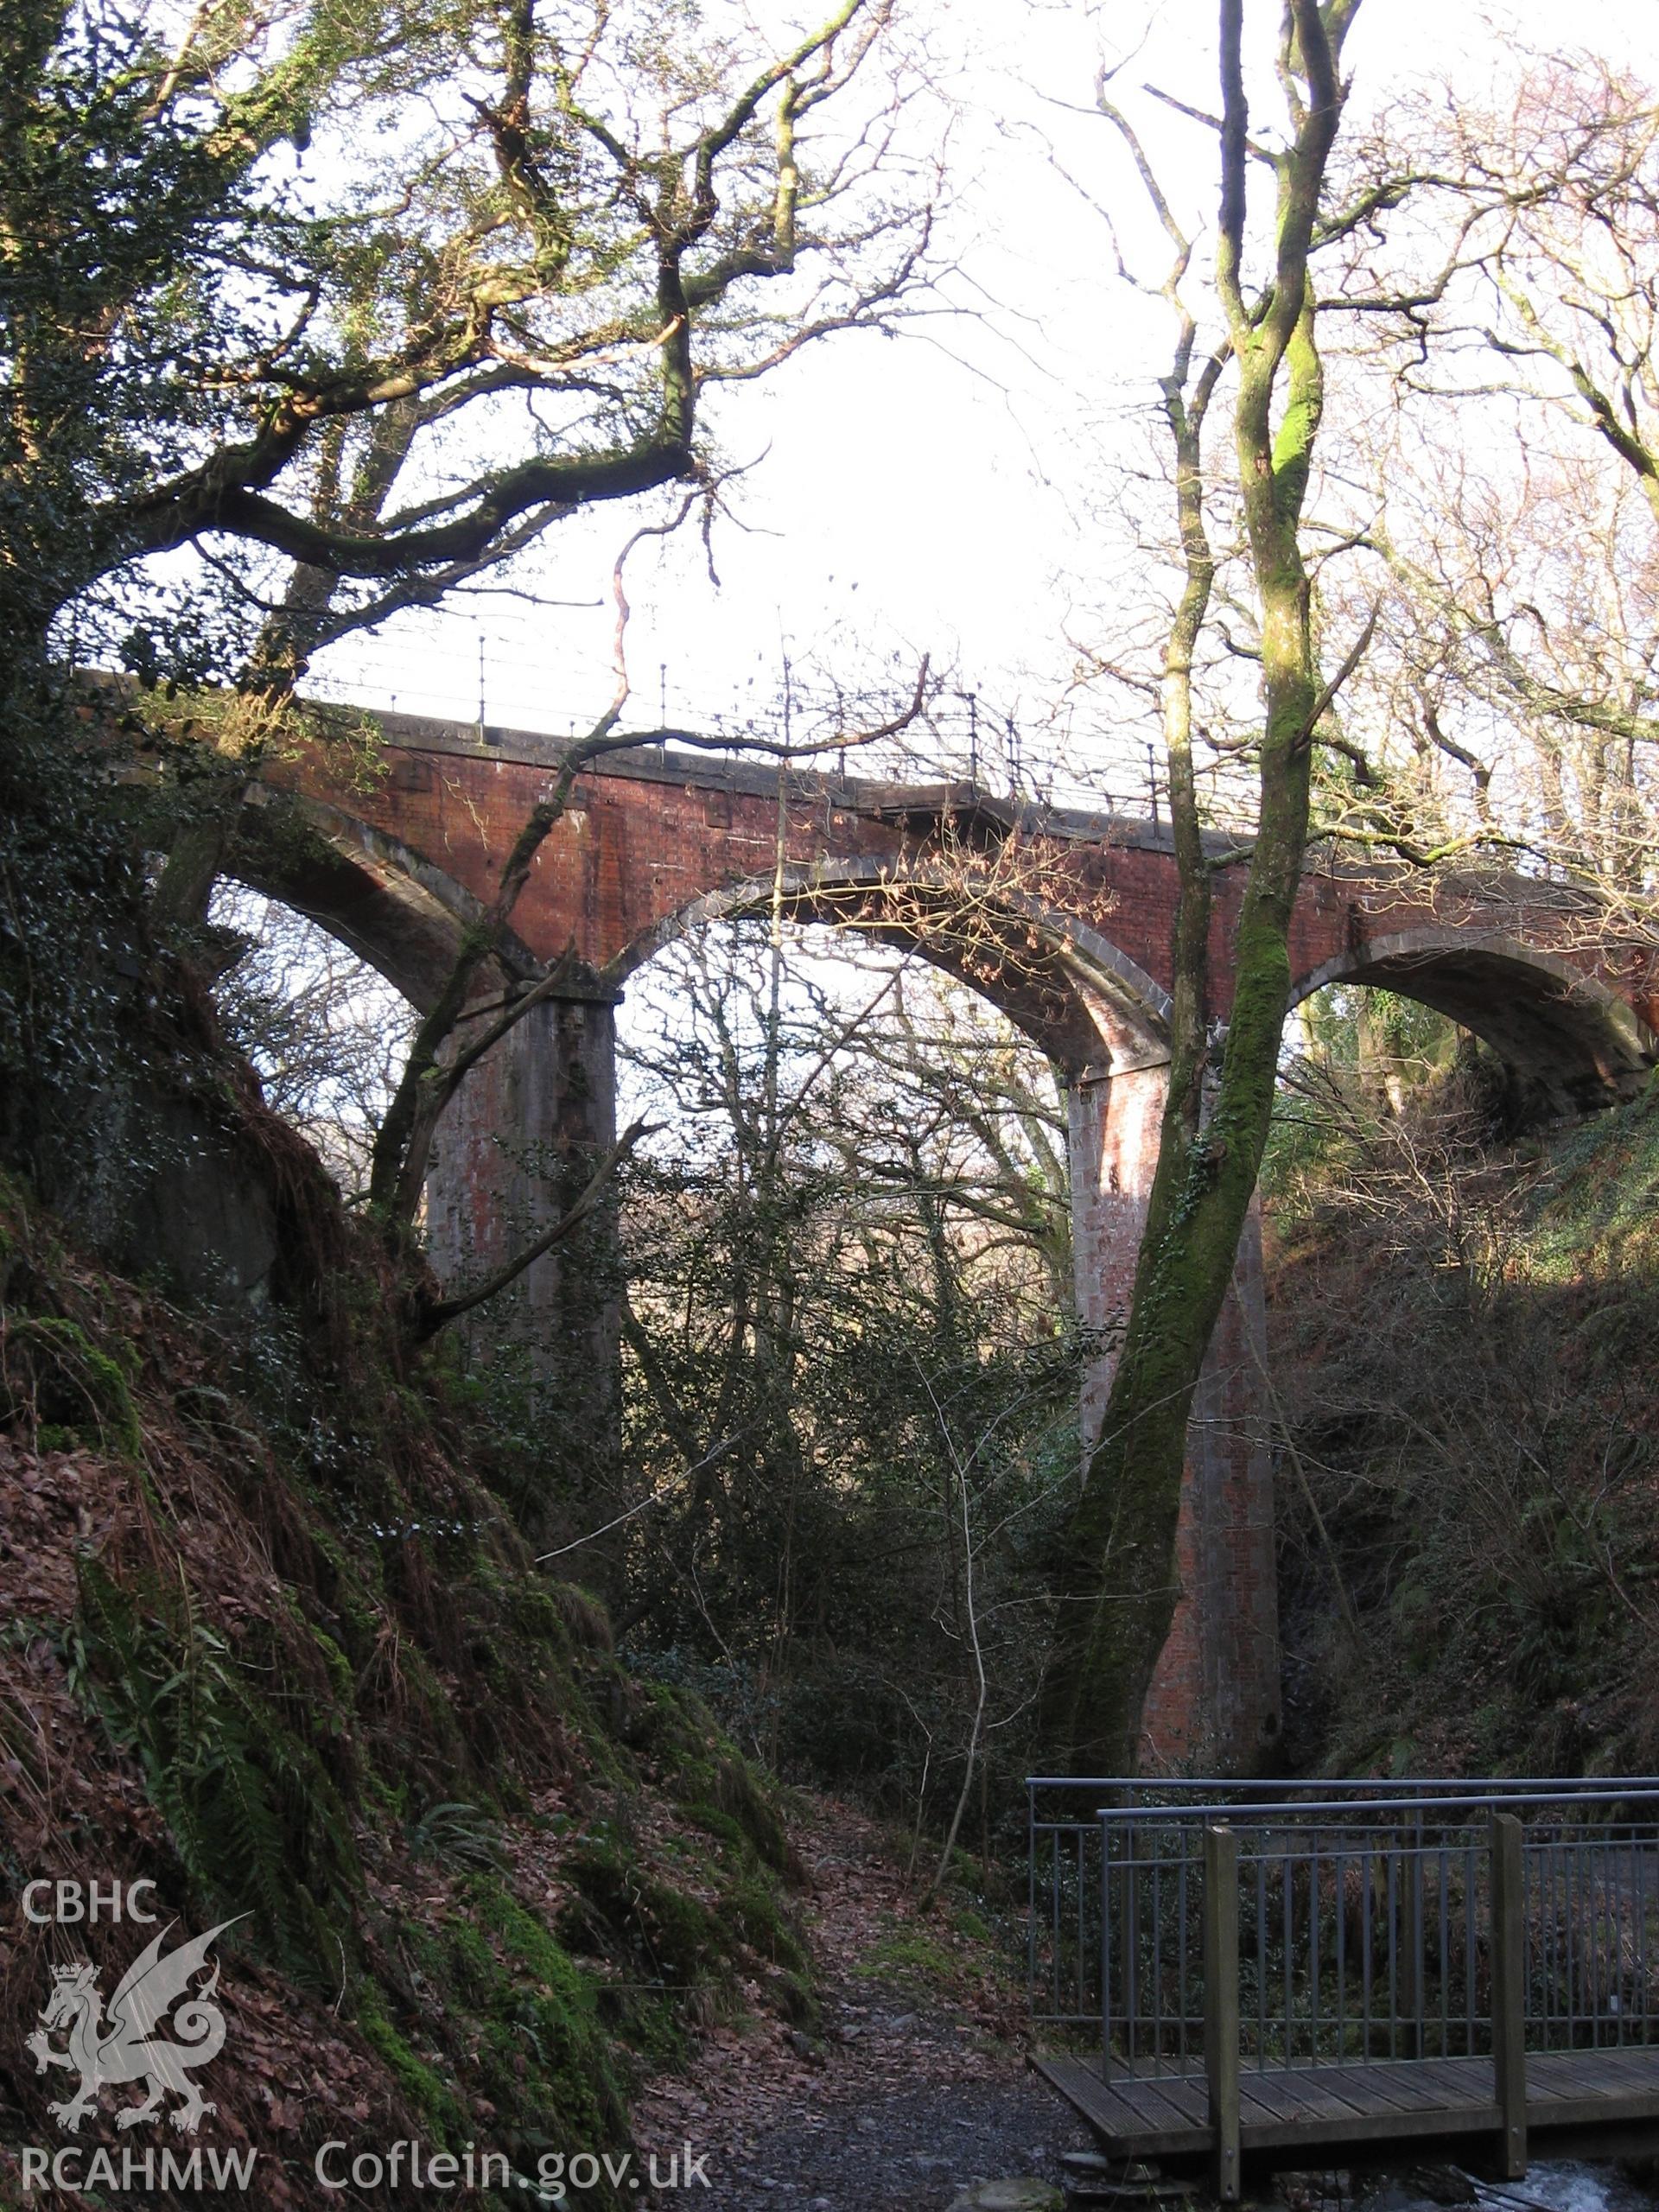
xmin=1028 ymin=1778 xmax=1659 ymax=2061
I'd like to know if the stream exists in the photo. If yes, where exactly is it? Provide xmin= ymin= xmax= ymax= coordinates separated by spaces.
xmin=1357 ymin=2162 xmax=1659 ymax=2212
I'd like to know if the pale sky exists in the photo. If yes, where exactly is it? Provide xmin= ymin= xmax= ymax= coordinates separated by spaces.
xmin=307 ymin=0 xmax=1656 ymax=811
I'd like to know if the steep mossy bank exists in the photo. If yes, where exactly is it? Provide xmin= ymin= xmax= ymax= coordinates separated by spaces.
xmin=1268 ymin=1077 xmax=1659 ymax=1778
xmin=0 ymin=1171 xmax=805 ymax=2209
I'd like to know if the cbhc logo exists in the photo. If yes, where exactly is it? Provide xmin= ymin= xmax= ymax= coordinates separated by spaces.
xmin=22 ymin=1881 xmax=158 ymax=1925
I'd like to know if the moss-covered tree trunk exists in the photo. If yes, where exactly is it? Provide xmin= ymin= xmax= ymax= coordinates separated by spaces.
xmin=1039 ymin=0 xmax=1363 ymax=1774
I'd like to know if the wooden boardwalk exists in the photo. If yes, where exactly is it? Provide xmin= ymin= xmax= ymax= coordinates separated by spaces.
xmin=1027 ymin=1780 xmax=1659 ymax=2193
xmin=1036 ymin=2047 xmax=1659 ymax=2167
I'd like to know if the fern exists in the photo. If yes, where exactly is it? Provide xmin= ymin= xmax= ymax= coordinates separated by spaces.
xmin=70 ymin=1558 xmax=358 ymax=1979
xmin=405 ymin=1799 xmax=505 ymax=1872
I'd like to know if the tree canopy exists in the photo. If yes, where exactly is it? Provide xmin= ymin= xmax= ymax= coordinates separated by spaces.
xmin=2 ymin=0 xmax=935 ymax=671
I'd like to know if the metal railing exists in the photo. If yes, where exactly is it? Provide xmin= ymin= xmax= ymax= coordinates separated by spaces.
xmin=1522 ymin=1814 xmax=1659 ymax=2050
xmin=1028 ymin=1777 xmax=1659 ymax=2070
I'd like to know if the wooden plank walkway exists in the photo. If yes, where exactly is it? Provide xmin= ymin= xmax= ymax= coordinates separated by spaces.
xmin=1034 ymin=2048 xmax=1659 ymax=2164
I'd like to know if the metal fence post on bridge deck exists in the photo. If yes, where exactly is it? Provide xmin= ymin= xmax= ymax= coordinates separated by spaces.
xmin=1204 ymin=1824 xmax=1242 ymax=2203
xmin=1491 ymin=1810 xmax=1528 ymax=2181
xmin=1398 ymin=1804 xmax=1426 ymax=2060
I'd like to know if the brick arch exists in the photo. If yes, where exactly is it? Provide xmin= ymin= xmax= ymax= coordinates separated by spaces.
xmin=607 ymin=856 xmax=1174 ymax=1077
xmin=611 ymin=855 xmax=1280 ymax=1771
xmin=1289 ymin=927 xmax=1659 ymax=1116
xmin=226 ymin=794 xmax=540 ymax=1014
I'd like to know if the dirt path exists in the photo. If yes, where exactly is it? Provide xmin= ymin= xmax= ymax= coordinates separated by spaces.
xmin=631 ymin=1798 xmax=1091 ymax=2209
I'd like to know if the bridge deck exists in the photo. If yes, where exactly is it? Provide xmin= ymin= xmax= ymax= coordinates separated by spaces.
xmin=1034 ymin=2049 xmax=1659 ymax=2165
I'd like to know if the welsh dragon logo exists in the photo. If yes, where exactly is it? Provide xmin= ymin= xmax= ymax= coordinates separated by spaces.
xmin=26 ymin=1917 xmax=245 ymax=2135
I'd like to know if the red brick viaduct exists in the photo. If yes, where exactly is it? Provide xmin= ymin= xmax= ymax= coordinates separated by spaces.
xmin=236 ymin=707 xmax=1659 ymax=1774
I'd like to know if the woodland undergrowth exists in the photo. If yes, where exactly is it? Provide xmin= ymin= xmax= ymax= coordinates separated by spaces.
xmin=1268 ymin=1066 xmax=1659 ymax=1778
xmin=0 ymin=1129 xmax=808 ymax=2209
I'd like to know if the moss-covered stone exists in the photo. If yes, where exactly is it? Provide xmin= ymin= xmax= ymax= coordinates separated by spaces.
xmin=354 ymin=1980 xmax=467 ymax=2140
xmin=3 ymin=1313 xmax=143 ymax=1456
xmin=372 ymin=1882 xmax=631 ymax=2196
